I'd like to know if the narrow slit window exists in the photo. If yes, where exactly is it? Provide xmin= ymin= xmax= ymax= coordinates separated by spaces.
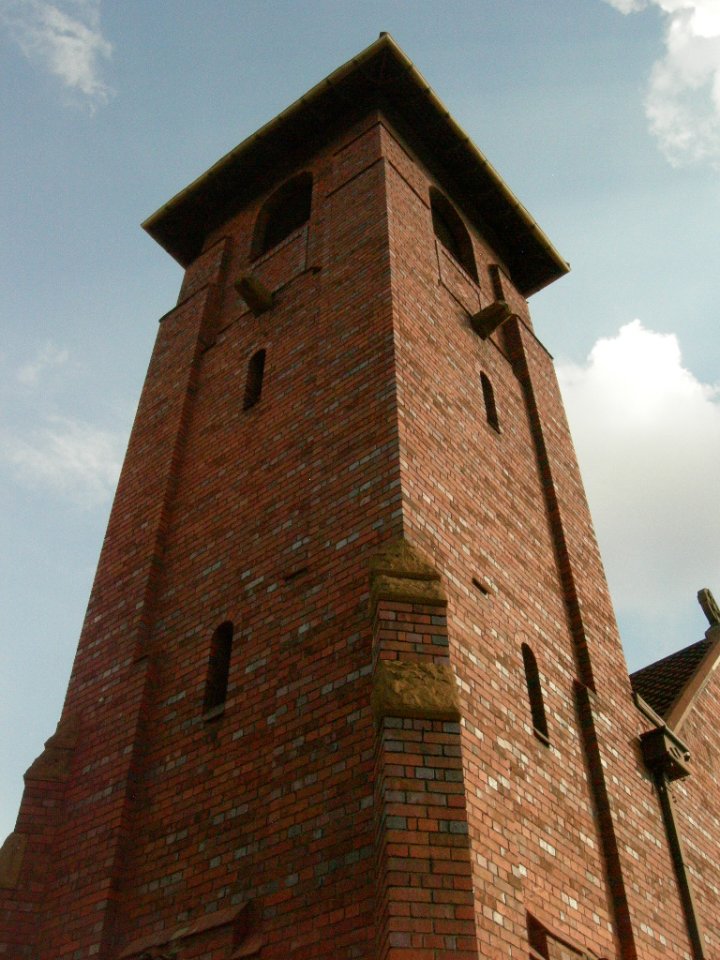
xmin=204 ymin=621 xmax=233 ymax=714
xmin=430 ymin=187 xmax=478 ymax=282
xmin=472 ymin=576 xmax=489 ymax=596
xmin=527 ymin=914 xmax=591 ymax=960
xmin=521 ymin=643 xmax=549 ymax=744
xmin=252 ymin=172 xmax=312 ymax=258
xmin=489 ymin=264 xmax=505 ymax=302
xmin=481 ymin=372 xmax=500 ymax=432
xmin=527 ymin=914 xmax=549 ymax=959
xmin=243 ymin=349 xmax=265 ymax=410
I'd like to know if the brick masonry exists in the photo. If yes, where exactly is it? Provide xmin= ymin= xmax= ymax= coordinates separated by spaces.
xmin=1 ymin=39 xmax=718 ymax=960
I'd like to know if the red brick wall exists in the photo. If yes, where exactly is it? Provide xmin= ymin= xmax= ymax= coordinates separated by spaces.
xmin=1 ymin=113 xmax=400 ymax=959
xmin=382 ymin=118 xmax=698 ymax=959
xmin=103 ymin=115 xmax=402 ymax=958
xmin=670 ymin=659 xmax=720 ymax=955
xmin=1 ymin=107 xmax=713 ymax=960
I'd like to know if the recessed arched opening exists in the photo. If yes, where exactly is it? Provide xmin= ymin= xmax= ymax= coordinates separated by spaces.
xmin=521 ymin=643 xmax=549 ymax=744
xmin=480 ymin=372 xmax=500 ymax=432
xmin=430 ymin=187 xmax=478 ymax=282
xmin=204 ymin=621 xmax=233 ymax=714
xmin=243 ymin=349 xmax=266 ymax=411
xmin=252 ymin=172 xmax=313 ymax=259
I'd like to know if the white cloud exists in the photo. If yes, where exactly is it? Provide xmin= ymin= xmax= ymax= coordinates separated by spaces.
xmin=16 ymin=341 xmax=70 ymax=386
xmin=0 ymin=0 xmax=113 ymax=109
xmin=557 ymin=321 xmax=720 ymax=658
xmin=2 ymin=415 xmax=122 ymax=507
xmin=606 ymin=0 xmax=649 ymax=12
xmin=605 ymin=0 xmax=720 ymax=165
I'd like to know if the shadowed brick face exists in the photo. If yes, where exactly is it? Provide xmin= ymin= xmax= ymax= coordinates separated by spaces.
xmin=2 ymin=37 xmax=718 ymax=960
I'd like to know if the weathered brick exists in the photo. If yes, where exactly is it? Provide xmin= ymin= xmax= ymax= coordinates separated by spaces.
xmin=2 ymin=34 xmax=715 ymax=960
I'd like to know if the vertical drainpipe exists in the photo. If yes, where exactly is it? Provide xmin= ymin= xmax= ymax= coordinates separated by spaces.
xmin=639 ymin=724 xmax=706 ymax=959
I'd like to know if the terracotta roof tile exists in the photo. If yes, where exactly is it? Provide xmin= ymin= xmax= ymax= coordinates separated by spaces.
xmin=630 ymin=638 xmax=712 ymax=718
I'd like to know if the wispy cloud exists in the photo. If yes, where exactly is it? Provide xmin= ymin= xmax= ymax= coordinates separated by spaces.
xmin=16 ymin=341 xmax=70 ymax=386
xmin=605 ymin=0 xmax=720 ymax=166
xmin=2 ymin=415 xmax=123 ymax=507
xmin=0 ymin=0 xmax=113 ymax=109
xmin=557 ymin=321 xmax=720 ymax=661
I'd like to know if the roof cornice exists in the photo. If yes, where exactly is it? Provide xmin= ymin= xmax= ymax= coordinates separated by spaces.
xmin=142 ymin=33 xmax=568 ymax=297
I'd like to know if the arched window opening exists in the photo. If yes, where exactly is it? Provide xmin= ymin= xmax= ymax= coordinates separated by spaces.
xmin=252 ymin=172 xmax=313 ymax=258
xmin=521 ymin=643 xmax=549 ymax=745
xmin=204 ymin=621 xmax=233 ymax=714
xmin=481 ymin=372 xmax=500 ymax=432
xmin=243 ymin=349 xmax=266 ymax=410
xmin=430 ymin=188 xmax=478 ymax=282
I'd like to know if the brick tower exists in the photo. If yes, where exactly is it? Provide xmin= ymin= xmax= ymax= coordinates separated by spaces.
xmin=2 ymin=34 xmax=718 ymax=960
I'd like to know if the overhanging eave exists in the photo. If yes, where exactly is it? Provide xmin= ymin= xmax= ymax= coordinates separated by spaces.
xmin=142 ymin=34 xmax=569 ymax=297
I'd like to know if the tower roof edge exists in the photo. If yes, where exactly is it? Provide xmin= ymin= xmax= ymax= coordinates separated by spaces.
xmin=142 ymin=33 xmax=569 ymax=296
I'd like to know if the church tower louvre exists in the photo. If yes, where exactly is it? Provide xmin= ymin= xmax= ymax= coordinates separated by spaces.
xmin=3 ymin=33 xmax=719 ymax=960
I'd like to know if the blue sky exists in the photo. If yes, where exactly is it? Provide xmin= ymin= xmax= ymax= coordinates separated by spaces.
xmin=1 ymin=0 xmax=719 ymax=841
